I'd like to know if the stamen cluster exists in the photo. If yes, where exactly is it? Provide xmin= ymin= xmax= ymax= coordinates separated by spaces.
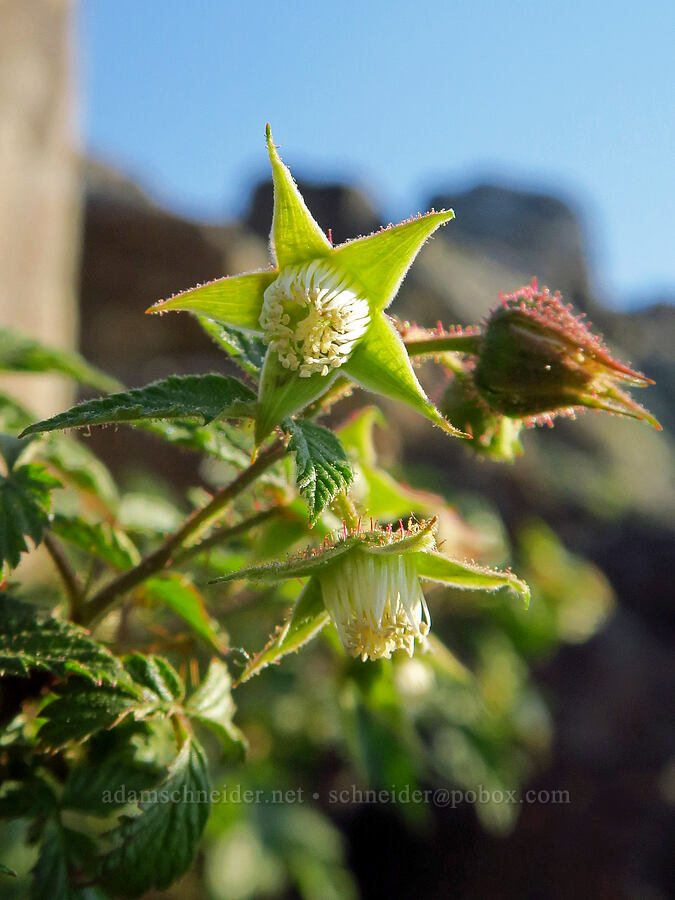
xmin=259 ymin=260 xmax=370 ymax=377
xmin=319 ymin=551 xmax=430 ymax=662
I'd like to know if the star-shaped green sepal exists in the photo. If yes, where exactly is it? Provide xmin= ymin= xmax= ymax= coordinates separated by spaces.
xmin=148 ymin=126 xmax=459 ymax=445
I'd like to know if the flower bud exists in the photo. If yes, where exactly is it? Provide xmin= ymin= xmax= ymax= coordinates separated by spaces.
xmin=473 ymin=281 xmax=660 ymax=428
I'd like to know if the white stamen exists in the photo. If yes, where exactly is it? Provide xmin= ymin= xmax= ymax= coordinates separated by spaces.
xmin=259 ymin=261 xmax=370 ymax=377
xmin=319 ymin=551 xmax=430 ymax=662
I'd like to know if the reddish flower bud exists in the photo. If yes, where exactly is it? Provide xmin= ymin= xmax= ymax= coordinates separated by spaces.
xmin=473 ymin=281 xmax=660 ymax=429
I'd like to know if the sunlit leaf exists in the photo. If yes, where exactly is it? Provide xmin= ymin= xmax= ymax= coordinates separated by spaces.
xmin=283 ymin=418 xmax=353 ymax=526
xmin=20 ymin=374 xmax=256 ymax=437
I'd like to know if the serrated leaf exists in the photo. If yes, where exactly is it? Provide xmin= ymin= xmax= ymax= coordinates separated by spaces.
xmin=37 ymin=684 xmax=137 ymax=749
xmin=0 ymin=327 xmax=121 ymax=394
xmin=143 ymin=575 xmax=227 ymax=653
xmin=20 ymin=374 xmax=256 ymax=438
xmin=0 ymin=596 xmax=127 ymax=686
xmin=238 ymin=577 xmax=329 ymax=683
xmin=122 ymin=653 xmax=184 ymax=703
xmin=283 ymin=418 xmax=353 ymax=526
xmin=411 ymin=551 xmax=531 ymax=606
xmin=0 ymin=463 xmax=60 ymax=569
xmin=62 ymin=759 xmax=163 ymax=815
xmin=51 ymin=515 xmax=139 ymax=570
xmin=0 ymin=433 xmax=35 ymax=471
xmin=199 ymin=317 xmax=267 ymax=376
xmin=97 ymin=739 xmax=211 ymax=897
xmin=186 ymin=659 xmax=246 ymax=758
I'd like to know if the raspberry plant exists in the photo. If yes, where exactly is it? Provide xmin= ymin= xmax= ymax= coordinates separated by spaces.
xmin=0 ymin=128 xmax=658 ymax=898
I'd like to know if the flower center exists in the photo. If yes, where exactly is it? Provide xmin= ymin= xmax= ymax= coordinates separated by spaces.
xmin=319 ymin=552 xmax=430 ymax=661
xmin=259 ymin=260 xmax=370 ymax=377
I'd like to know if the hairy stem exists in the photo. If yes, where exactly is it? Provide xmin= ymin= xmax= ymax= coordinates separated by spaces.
xmin=404 ymin=333 xmax=483 ymax=356
xmin=77 ymin=440 xmax=285 ymax=626
xmin=332 ymin=492 xmax=360 ymax=530
xmin=171 ymin=507 xmax=281 ymax=566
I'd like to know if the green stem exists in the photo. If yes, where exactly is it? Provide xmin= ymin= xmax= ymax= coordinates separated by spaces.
xmin=43 ymin=532 xmax=85 ymax=618
xmin=171 ymin=507 xmax=281 ymax=566
xmin=77 ymin=439 xmax=285 ymax=626
xmin=404 ymin=333 xmax=482 ymax=356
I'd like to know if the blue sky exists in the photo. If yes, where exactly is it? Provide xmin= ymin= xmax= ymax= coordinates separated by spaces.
xmin=78 ymin=0 xmax=673 ymax=307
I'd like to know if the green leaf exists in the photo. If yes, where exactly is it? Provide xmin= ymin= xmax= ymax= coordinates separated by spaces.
xmin=0 ymin=596 xmax=127 ymax=686
xmin=255 ymin=350 xmax=339 ymax=444
xmin=0 ymin=327 xmax=122 ymax=393
xmin=140 ymin=418 xmax=251 ymax=467
xmin=283 ymin=418 xmax=353 ymax=526
xmin=0 ymin=776 xmax=58 ymax=820
xmin=97 ymin=739 xmax=211 ymax=897
xmin=123 ymin=653 xmax=184 ymax=703
xmin=238 ymin=577 xmax=329 ymax=683
xmin=20 ymin=374 xmax=256 ymax=438
xmin=0 ymin=463 xmax=60 ymax=569
xmin=0 ymin=391 xmax=34 ymax=432
xmin=331 ymin=209 xmax=454 ymax=311
xmin=40 ymin=435 xmax=119 ymax=510
xmin=343 ymin=315 xmax=461 ymax=436
xmin=266 ymin=124 xmax=332 ymax=267
xmin=51 ymin=515 xmax=139 ymax=570
xmin=62 ymin=759 xmax=163 ymax=815
xmin=186 ymin=659 xmax=246 ymax=758
xmin=143 ymin=575 xmax=227 ymax=653
xmin=411 ymin=551 xmax=531 ymax=606
xmin=37 ymin=684 xmax=137 ymax=749
xmin=199 ymin=317 xmax=267 ymax=376
xmin=0 ymin=863 xmax=17 ymax=877
xmin=30 ymin=821 xmax=70 ymax=900
xmin=147 ymin=270 xmax=273 ymax=331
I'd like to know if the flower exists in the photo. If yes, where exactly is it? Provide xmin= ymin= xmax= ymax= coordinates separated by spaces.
xmin=148 ymin=126 xmax=459 ymax=444
xmin=472 ymin=280 xmax=660 ymax=429
xmin=213 ymin=518 xmax=529 ymax=664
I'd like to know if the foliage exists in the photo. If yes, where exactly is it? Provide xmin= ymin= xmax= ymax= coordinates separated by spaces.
xmin=0 ymin=130 xmax=658 ymax=897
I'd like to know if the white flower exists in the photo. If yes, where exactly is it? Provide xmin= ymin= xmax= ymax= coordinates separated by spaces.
xmin=319 ymin=550 xmax=430 ymax=661
xmin=259 ymin=260 xmax=370 ymax=377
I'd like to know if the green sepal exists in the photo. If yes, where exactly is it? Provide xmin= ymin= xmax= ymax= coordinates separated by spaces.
xmin=266 ymin=124 xmax=332 ymax=267
xmin=209 ymin=538 xmax=355 ymax=585
xmin=362 ymin=518 xmax=437 ymax=556
xmin=411 ymin=551 xmax=530 ymax=606
xmin=255 ymin=350 xmax=338 ymax=444
xmin=147 ymin=270 xmax=274 ymax=331
xmin=238 ymin=577 xmax=330 ymax=683
xmin=343 ymin=316 xmax=462 ymax=436
xmin=331 ymin=209 xmax=454 ymax=311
